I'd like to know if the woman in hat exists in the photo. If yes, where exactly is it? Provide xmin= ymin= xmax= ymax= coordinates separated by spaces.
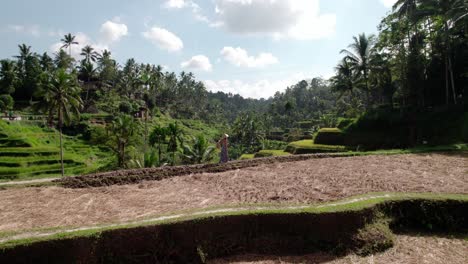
xmin=217 ymin=134 xmax=229 ymax=163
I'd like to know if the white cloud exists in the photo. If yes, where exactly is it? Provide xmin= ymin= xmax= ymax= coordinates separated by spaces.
xmin=49 ymin=32 xmax=109 ymax=60
xmin=163 ymin=0 xmax=212 ymax=23
xmin=221 ymin=47 xmax=278 ymax=68
xmin=380 ymin=0 xmax=397 ymax=8
xmin=6 ymin=24 xmax=41 ymax=37
xmin=163 ymin=0 xmax=187 ymax=9
xmin=142 ymin=27 xmax=183 ymax=52
xmin=181 ymin=55 xmax=213 ymax=72
xmin=204 ymin=73 xmax=312 ymax=99
xmin=100 ymin=20 xmax=128 ymax=44
xmin=213 ymin=0 xmax=336 ymax=40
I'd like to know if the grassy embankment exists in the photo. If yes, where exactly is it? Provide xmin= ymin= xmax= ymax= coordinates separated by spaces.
xmin=0 ymin=192 xmax=466 ymax=262
xmin=0 ymin=120 xmax=110 ymax=181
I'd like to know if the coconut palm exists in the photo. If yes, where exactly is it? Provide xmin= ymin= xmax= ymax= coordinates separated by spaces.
xmin=182 ymin=135 xmax=215 ymax=164
xmin=331 ymin=58 xmax=356 ymax=98
xmin=78 ymin=61 xmax=97 ymax=108
xmin=38 ymin=69 xmax=83 ymax=176
xmin=39 ymin=52 xmax=54 ymax=72
xmin=80 ymin=45 xmax=99 ymax=64
xmin=108 ymin=114 xmax=140 ymax=168
xmin=0 ymin=60 xmax=18 ymax=94
xmin=149 ymin=125 xmax=167 ymax=166
xmin=14 ymin=44 xmax=33 ymax=74
xmin=61 ymin=33 xmax=78 ymax=57
xmin=417 ymin=0 xmax=466 ymax=104
xmin=340 ymin=33 xmax=376 ymax=109
xmin=54 ymin=49 xmax=73 ymax=70
xmin=166 ymin=122 xmax=183 ymax=165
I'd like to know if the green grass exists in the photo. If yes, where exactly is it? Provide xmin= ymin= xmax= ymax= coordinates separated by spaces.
xmin=155 ymin=114 xmax=224 ymax=143
xmin=0 ymin=120 xmax=111 ymax=181
xmin=0 ymin=192 xmax=466 ymax=249
xmin=254 ymin=149 xmax=290 ymax=158
xmin=285 ymin=140 xmax=347 ymax=154
xmin=239 ymin=154 xmax=255 ymax=160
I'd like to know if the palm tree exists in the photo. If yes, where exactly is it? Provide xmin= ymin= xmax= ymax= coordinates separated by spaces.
xmin=61 ymin=33 xmax=78 ymax=57
xmin=38 ymin=69 xmax=83 ymax=176
xmin=80 ymin=45 xmax=99 ymax=64
xmin=182 ymin=135 xmax=215 ymax=164
xmin=14 ymin=44 xmax=32 ymax=73
xmin=331 ymin=58 xmax=356 ymax=98
xmin=340 ymin=33 xmax=376 ymax=109
xmin=78 ymin=61 xmax=97 ymax=108
xmin=0 ymin=60 xmax=18 ymax=95
xmin=166 ymin=122 xmax=183 ymax=165
xmin=39 ymin=52 xmax=54 ymax=72
xmin=149 ymin=125 xmax=167 ymax=166
xmin=54 ymin=49 xmax=73 ymax=70
xmin=108 ymin=114 xmax=140 ymax=168
xmin=417 ymin=0 xmax=465 ymax=104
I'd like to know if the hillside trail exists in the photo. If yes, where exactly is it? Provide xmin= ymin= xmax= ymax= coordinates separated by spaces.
xmin=0 ymin=177 xmax=58 ymax=187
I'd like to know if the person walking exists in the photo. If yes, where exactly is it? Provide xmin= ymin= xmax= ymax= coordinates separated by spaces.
xmin=217 ymin=134 xmax=229 ymax=163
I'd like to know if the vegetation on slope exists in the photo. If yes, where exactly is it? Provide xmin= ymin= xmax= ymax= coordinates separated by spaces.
xmin=0 ymin=120 xmax=109 ymax=181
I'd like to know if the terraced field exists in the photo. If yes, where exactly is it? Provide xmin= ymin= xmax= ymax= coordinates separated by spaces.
xmin=0 ymin=121 xmax=108 ymax=181
xmin=0 ymin=152 xmax=466 ymax=263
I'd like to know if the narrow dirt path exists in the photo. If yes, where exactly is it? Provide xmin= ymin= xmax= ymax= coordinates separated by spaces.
xmin=0 ymin=177 xmax=58 ymax=187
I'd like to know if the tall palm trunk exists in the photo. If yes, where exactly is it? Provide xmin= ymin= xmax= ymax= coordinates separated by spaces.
xmin=59 ymin=126 xmax=64 ymax=177
xmin=448 ymin=57 xmax=456 ymax=104
xmin=158 ymin=142 xmax=162 ymax=166
xmin=444 ymin=22 xmax=457 ymax=105
xmin=58 ymin=108 xmax=65 ymax=177
xmin=445 ymin=58 xmax=449 ymax=105
xmin=364 ymin=71 xmax=370 ymax=110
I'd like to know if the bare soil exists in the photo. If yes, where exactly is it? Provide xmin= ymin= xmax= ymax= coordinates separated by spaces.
xmin=0 ymin=153 xmax=466 ymax=233
xmin=209 ymin=234 xmax=468 ymax=264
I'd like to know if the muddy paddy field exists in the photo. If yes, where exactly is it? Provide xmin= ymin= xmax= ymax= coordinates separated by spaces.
xmin=0 ymin=153 xmax=467 ymax=263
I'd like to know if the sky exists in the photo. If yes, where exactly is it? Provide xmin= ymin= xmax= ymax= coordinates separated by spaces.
xmin=0 ymin=0 xmax=397 ymax=99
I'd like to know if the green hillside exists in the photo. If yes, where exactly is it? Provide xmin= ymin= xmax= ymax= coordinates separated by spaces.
xmin=0 ymin=120 xmax=109 ymax=181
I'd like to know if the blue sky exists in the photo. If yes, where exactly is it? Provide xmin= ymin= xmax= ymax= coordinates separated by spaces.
xmin=0 ymin=0 xmax=396 ymax=98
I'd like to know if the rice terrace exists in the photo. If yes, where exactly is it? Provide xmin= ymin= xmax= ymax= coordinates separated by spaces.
xmin=0 ymin=0 xmax=467 ymax=263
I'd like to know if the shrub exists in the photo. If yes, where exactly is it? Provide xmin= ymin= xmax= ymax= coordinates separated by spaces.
xmin=336 ymin=118 xmax=355 ymax=130
xmin=254 ymin=150 xmax=290 ymax=158
xmin=118 ymin=101 xmax=133 ymax=114
xmin=89 ymin=125 xmax=108 ymax=145
xmin=261 ymin=140 xmax=288 ymax=150
xmin=0 ymin=94 xmax=14 ymax=112
xmin=296 ymin=121 xmax=314 ymax=129
xmin=285 ymin=140 xmax=347 ymax=154
xmin=266 ymin=131 xmax=285 ymax=141
xmin=341 ymin=107 xmax=468 ymax=149
xmin=314 ymin=128 xmax=345 ymax=145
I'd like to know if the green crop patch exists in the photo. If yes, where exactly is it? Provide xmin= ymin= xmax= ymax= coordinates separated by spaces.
xmin=254 ymin=150 xmax=290 ymax=158
xmin=0 ymin=120 xmax=110 ymax=181
xmin=285 ymin=140 xmax=347 ymax=154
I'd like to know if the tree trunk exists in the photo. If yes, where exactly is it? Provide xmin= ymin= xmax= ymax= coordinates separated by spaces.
xmin=58 ymin=106 xmax=64 ymax=177
xmin=364 ymin=72 xmax=370 ymax=110
xmin=158 ymin=142 xmax=162 ymax=166
xmin=448 ymin=57 xmax=456 ymax=104
xmin=59 ymin=125 xmax=65 ymax=177
xmin=445 ymin=58 xmax=449 ymax=105
xmin=122 ymin=144 xmax=125 ymax=168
